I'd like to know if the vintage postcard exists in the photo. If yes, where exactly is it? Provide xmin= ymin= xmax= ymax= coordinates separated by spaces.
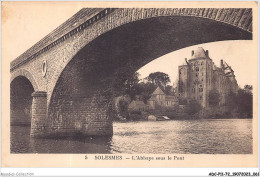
xmin=1 ymin=1 xmax=258 ymax=168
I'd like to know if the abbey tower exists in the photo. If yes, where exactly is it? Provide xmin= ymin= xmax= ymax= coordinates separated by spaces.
xmin=177 ymin=47 xmax=238 ymax=108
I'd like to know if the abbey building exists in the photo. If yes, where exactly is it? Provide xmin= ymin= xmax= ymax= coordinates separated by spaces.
xmin=177 ymin=47 xmax=238 ymax=108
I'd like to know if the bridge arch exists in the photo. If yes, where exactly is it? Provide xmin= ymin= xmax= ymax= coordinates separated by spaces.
xmin=11 ymin=69 xmax=39 ymax=91
xmin=47 ymin=14 xmax=252 ymax=136
xmin=46 ymin=8 xmax=252 ymax=105
xmin=10 ymin=74 xmax=35 ymax=126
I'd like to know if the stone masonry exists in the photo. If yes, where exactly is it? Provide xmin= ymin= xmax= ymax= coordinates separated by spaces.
xmin=30 ymin=91 xmax=48 ymax=137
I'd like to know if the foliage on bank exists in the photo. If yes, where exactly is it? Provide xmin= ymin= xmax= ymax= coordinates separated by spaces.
xmin=113 ymin=68 xmax=253 ymax=120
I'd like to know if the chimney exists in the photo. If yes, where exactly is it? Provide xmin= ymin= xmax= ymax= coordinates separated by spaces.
xmin=205 ymin=50 xmax=209 ymax=56
xmin=220 ymin=59 xmax=224 ymax=67
xmin=191 ymin=50 xmax=194 ymax=56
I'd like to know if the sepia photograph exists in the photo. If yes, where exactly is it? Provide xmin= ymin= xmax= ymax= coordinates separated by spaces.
xmin=1 ymin=1 xmax=258 ymax=169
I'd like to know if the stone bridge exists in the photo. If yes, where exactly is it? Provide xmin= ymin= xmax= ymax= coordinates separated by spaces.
xmin=10 ymin=8 xmax=253 ymax=137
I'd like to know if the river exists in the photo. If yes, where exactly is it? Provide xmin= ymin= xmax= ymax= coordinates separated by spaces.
xmin=11 ymin=119 xmax=252 ymax=154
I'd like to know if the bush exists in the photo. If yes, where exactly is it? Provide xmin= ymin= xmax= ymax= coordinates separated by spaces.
xmin=128 ymin=110 xmax=143 ymax=121
xmin=128 ymin=113 xmax=142 ymax=121
xmin=209 ymin=89 xmax=220 ymax=106
xmin=178 ymin=98 xmax=188 ymax=105
xmin=129 ymin=110 xmax=141 ymax=115
xmin=237 ymin=89 xmax=253 ymax=118
xmin=165 ymin=109 xmax=177 ymax=119
xmin=184 ymin=99 xmax=202 ymax=116
xmin=118 ymin=99 xmax=129 ymax=117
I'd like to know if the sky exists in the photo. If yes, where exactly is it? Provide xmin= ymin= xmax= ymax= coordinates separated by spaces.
xmin=3 ymin=2 xmax=256 ymax=89
xmin=2 ymin=2 xmax=83 ymax=61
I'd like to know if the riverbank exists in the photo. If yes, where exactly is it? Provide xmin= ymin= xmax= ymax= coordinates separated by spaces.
xmin=114 ymin=116 xmax=253 ymax=123
xmin=116 ymin=110 xmax=253 ymax=122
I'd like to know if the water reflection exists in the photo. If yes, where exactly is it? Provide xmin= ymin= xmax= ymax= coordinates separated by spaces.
xmin=11 ymin=125 xmax=112 ymax=153
xmin=29 ymin=136 xmax=113 ymax=154
xmin=11 ymin=119 xmax=253 ymax=154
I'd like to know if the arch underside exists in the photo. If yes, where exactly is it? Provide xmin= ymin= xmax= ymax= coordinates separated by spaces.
xmin=11 ymin=76 xmax=34 ymax=126
xmin=47 ymin=15 xmax=251 ymax=134
xmin=66 ymin=15 xmax=251 ymax=84
xmin=11 ymin=69 xmax=39 ymax=91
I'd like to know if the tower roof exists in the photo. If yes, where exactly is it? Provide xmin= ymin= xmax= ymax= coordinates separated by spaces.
xmin=152 ymin=86 xmax=165 ymax=95
xmin=190 ymin=47 xmax=209 ymax=60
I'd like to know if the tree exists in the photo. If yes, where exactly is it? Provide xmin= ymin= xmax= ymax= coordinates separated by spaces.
xmin=118 ymin=99 xmax=129 ymax=118
xmin=209 ymin=89 xmax=220 ymax=106
xmin=147 ymin=72 xmax=170 ymax=87
xmin=178 ymin=97 xmax=188 ymax=105
xmin=104 ymin=63 xmax=141 ymax=98
xmin=124 ymin=72 xmax=141 ymax=99
xmin=138 ymin=82 xmax=157 ymax=103
xmin=237 ymin=87 xmax=253 ymax=118
xmin=244 ymin=85 xmax=253 ymax=91
xmin=105 ymin=66 xmax=135 ymax=94
xmin=184 ymin=99 xmax=202 ymax=116
xmin=226 ymin=90 xmax=237 ymax=111
xmin=164 ymin=85 xmax=174 ymax=95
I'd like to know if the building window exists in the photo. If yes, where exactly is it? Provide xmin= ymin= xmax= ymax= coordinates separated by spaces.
xmin=178 ymin=81 xmax=184 ymax=93
xmin=199 ymin=88 xmax=203 ymax=92
xmin=196 ymin=67 xmax=199 ymax=72
xmin=201 ymin=62 xmax=204 ymax=65
xmin=179 ymin=69 xmax=182 ymax=74
xmin=196 ymin=73 xmax=198 ymax=77
xmin=159 ymin=95 xmax=164 ymax=100
xmin=192 ymin=88 xmax=195 ymax=93
xmin=200 ymin=96 xmax=203 ymax=100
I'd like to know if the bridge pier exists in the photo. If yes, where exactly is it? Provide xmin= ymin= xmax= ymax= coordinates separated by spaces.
xmin=30 ymin=91 xmax=49 ymax=137
xmin=48 ymin=93 xmax=114 ymax=137
xmin=81 ymin=94 xmax=114 ymax=136
xmin=81 ymin=97 xmax=114 ymax=136
xmin=29 ymin=91 xmax=113 ymax=138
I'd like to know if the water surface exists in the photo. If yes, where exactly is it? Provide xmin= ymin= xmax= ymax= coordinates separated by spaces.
xmin=11 ymin=119 xmax=252 ymax=154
